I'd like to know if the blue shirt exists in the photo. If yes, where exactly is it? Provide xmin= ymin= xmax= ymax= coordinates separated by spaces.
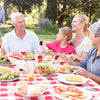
xmin=78 ymin=47 xmax=100 ymax=76
xmin=2 ymin=29 xmax=41 ymax=53
xmin=0 ymin=6 xmax=5 ymax=36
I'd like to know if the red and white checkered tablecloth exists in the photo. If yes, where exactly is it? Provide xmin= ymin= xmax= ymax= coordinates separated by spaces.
xmin=0 ymin=66 xmax=100 ymax=100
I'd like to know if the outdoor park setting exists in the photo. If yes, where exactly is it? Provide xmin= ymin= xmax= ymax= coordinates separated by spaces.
xmin=0 ymin=0 xmax=100 ymax=100
xmin=1 ymin=0 xmax=100 ymax=43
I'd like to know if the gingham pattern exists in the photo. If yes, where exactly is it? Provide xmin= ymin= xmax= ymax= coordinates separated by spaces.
xmin=0 ymin=66 xmax=100 ymax=100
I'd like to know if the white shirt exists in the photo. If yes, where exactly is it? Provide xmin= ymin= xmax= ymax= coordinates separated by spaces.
xmin=2 ymin=29 xmax=41 ymax=53
xmin=75 ymin=36 xmax=92 ymax=57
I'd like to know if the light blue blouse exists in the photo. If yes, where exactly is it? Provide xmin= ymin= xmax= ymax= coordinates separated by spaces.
xmin=78 ymin=47 xmax=100 ymax=76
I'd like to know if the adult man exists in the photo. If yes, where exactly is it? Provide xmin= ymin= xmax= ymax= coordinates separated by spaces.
xmin=2 ymin=12 xmax=41 ymax=56
xmin=0 ymin=0 xmax=5 ymax=43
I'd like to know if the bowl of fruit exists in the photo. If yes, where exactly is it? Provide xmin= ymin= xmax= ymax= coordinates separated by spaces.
xmin=37 ymin=63 xmax=57 ymax=76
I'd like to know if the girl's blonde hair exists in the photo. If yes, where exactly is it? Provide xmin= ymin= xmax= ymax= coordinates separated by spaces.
xmin=75 ymin=14 xmax=90 ymax=36
xmin=59 ymin=27 xmax=72 ymax=41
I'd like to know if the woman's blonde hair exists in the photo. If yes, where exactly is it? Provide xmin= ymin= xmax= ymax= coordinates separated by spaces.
xmin=59 ymin=27 xmax=72 ymax=41
xmin=75 ymin=14 xmax=90 ymax=36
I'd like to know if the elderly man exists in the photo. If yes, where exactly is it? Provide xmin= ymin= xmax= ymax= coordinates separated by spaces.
xmin=2 ymin=12 xmax=41 ymax=56
xmin=62 ymin=20 xmax=100 ymax=84
xmin=0 ymin=0 xmax=5 ymax=43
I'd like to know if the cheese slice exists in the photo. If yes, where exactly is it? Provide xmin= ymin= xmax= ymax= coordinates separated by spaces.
xmin=0 ymin=66 xmax=12 ymax=73
xmin=64 ymin=74 xmax=83 ymax=82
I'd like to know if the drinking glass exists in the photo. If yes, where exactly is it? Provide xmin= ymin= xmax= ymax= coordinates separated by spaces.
xmin=25 ymin=60 xmax=35 ymax=73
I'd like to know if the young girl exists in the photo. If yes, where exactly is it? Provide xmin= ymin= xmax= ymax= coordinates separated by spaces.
xmin=42 ymin=27 xmax=76 ymax=55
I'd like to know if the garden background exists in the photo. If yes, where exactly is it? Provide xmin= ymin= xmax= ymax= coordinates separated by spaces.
xmin=1 ymin=0 xmax=100 ymax=43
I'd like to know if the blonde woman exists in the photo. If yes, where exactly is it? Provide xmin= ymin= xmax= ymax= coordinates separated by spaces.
xmin=70 ymin=14 xmax=92 ymax=62
xmin=42 ymin=27 xmax=76 ymax=54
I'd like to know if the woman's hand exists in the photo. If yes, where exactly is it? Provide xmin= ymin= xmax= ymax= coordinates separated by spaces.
xmin=72 ymin=55 xmax=83 ymax=62
xmin=60 ymin=54 xmax=79 ymax=66
xmin=73 ymin=68 xmax=91 ymax=78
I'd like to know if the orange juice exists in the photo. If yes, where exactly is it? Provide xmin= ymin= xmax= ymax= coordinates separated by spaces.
xmin=0 ymin=43 xmax=2 ymax=48
xmin=26 ymin=73 xmax=35 ymax=81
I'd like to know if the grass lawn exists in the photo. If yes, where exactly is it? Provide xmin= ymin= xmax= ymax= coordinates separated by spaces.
xmin=1 ymin=28 xmax=56 ymax=43
xmin=37 ymin=34 xmax=56 ymax=43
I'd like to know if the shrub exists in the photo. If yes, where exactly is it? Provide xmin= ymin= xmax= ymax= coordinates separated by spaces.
xmin=35 ymin=18 xmax=59 ymax=35
xmin=66 ymin=15 xmax=74 ymax=28
xmin=37 ymin=18 xmax=52 ymax=29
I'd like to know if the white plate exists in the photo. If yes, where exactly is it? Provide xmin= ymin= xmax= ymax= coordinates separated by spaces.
xmin=17 ymin=85 xmax=45 ymax=98
xmin=57 ymin=74 xmax=87 ymax=85
xmin=52 ymin=86 xmax=93 ymax=100
xmin=58 ymin=66 xmax=81 ymax=74
xmin=19 ymin=91 xmax=45 ymax=98
xmin=17 ymin=56 xmax=35 ymax=60
xmin=0 ymin=25 xmax=12 ymax=28
xmin=0 ymin=77 xmax=20 ymax=82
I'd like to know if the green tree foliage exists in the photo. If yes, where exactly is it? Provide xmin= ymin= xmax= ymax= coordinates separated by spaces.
xmin=78 ymin=0 xmax=100 ymax=22
xmin=45 ymin=0 xmax=57 ymax=22
xmin=57 ymin=0 xmax=100 ymax=25
xmin=57 ymin=0 xmax=77 ymax=26
xmin=92 ymin=9 xmax=100 ymax=22
xmin=7 ymin=0 xmax=43 ymax=14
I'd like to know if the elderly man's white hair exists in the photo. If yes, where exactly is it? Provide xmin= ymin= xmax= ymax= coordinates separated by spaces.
xmin=11 ymin=12 xmax=24 ymax=23
xmin=89 ymin=20 xmax=100 ymax=37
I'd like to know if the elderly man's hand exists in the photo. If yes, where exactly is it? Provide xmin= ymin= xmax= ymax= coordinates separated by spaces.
xmin=1 ymin=47 xmax=7 ymax=56
xmin=11 ymin=51 xmax=20 ymax=57
xmin=73 ymin=68 xmax=91 ymax=78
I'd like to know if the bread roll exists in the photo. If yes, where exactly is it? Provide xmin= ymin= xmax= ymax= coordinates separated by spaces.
xmin=27 ymin=83 xmax=46 ymax=96
xmin=27 ymin=87 xmax=41 ymax=96
xmin=35 ymin=83 xmax=46 ymax=91
xmin=16 ymin=81 xmax=28 ymax=95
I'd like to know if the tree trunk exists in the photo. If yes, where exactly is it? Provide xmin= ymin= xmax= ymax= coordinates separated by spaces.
xmin=57 ymin=4 xmax=66 ymax=26
xmin=22 ymin=7 xmax=25 ymax=14
xmin=18 ymin=0 xmax=21 ymax=12
xmin=88 ymin=6 xmax=92 ymax=22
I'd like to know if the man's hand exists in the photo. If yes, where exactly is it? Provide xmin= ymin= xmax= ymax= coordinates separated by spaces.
xmin=1 ymin=47 xmax=7 ymax=56
xmin=11 ymin=51 xmax=20 ymax=57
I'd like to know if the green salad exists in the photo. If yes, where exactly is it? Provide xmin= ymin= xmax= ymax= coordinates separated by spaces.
xmin=0 ymin=72 xmax=20 ymax=80
xmin=0 ymin=56 xmax=9 ymax=64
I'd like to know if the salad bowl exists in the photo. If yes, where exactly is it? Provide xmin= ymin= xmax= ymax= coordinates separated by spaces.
xmin=37 ymin=63 xmax=58 ymax=76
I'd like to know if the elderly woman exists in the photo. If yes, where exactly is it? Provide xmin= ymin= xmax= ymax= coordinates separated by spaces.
xmin=63 ymin=20 xmax=100 ymax=84
xmin=70 ymin=14 xmax=92 ymax=62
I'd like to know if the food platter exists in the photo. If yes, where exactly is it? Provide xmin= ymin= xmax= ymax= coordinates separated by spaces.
xmin=0 ymin=77 xmax=20 ymax=82
xmin=52 ymin=86 xmax=93 ymax=100
xmin=16 ymin=56 xmax=35 ymax=60
xmin=57 ymin=74 xmax=87 ymax=85
xmin=0 ymin=24 xmax=12 ymax=28
xmin=18 ymin=90 xmax=45 ymax=98
xmin=58 ymin=65 xmax=81 ymax=74
xmin=16 ymin=85 xmax=45 ymax=98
